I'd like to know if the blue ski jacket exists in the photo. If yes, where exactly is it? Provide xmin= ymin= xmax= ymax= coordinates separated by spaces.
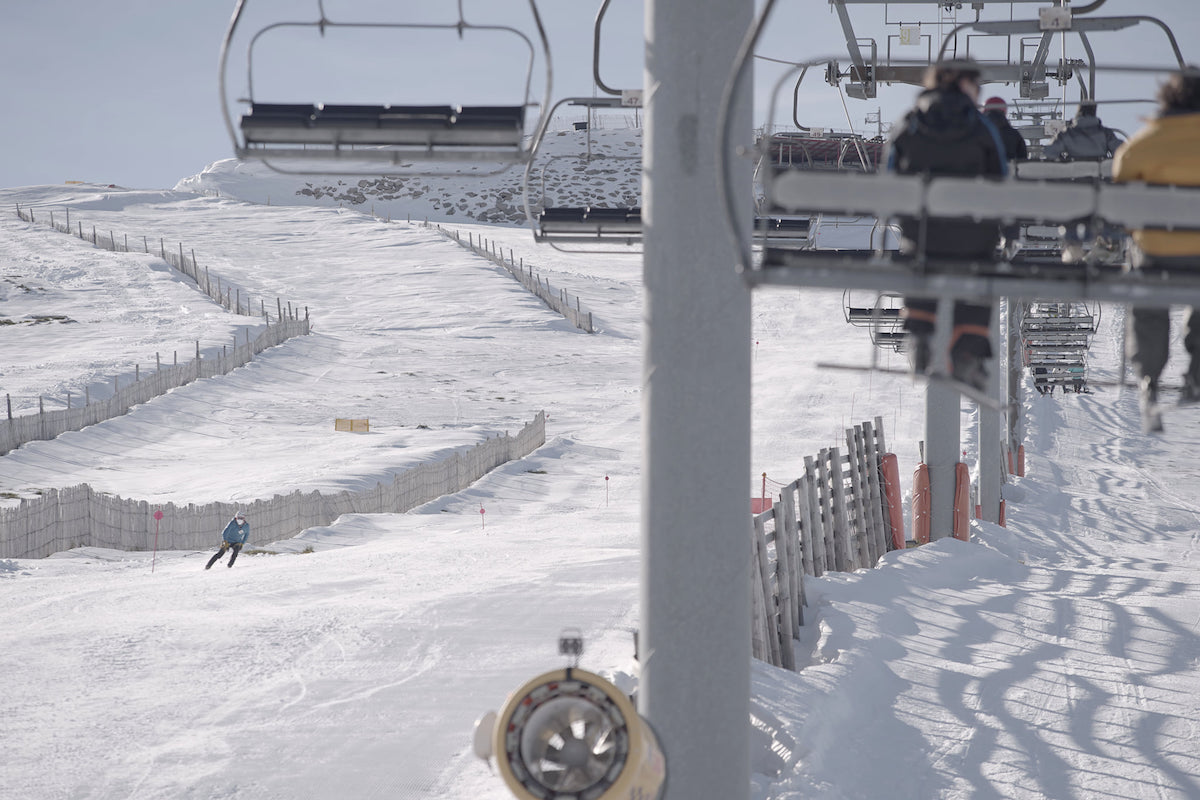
xmin=222 ymin=518 xmax=250 ymax=545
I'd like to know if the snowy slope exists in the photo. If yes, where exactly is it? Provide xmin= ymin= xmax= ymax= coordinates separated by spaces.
xmin=3 ymin=142 xmax=1200 ymax=799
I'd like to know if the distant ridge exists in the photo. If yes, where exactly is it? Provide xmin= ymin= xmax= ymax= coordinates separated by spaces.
xmin=178 ymin=127 xmax=643 ymax=227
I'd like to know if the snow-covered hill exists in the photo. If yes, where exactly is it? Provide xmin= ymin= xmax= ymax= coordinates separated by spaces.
xmin=4 ymin=147 xmax=1200 ymax=799
xmin=177 ymin=127 xmax=643 ymax=226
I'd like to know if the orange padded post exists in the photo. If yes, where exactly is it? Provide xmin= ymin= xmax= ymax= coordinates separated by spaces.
xmin=881 ymin=453 xmax=905 ymax=550
xmin=912 ymin=462 xmax=930 ymax=545
xmin=952 ymin=462 xmax=971 ymax=541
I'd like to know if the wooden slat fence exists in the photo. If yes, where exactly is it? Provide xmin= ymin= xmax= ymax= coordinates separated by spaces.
xmin=5 ymin=204 xmax=311 ymax=456
xmin=0 ymin=413 xmax=545 ymax=559
xmin=15 ymin=203 xmax=304 ymax=320
xmin=751 ymin=416 xmax=904 ymax=670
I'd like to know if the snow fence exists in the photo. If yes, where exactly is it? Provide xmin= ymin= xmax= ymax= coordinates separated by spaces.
xmin=750 ymin=417 xmax=901 ymax=671
xmin=6 ymin=203 xmax=312 ymax=456
xmin=0 ymin=412 xmax=545 ymax=559
xmin=0 ymin=315 xmax=310 ymax=456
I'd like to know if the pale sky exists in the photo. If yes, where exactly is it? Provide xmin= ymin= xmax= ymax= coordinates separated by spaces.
xmin=1 ymin=0 xmax=1193 ymax=191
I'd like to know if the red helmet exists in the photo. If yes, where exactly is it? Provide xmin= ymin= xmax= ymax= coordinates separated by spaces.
xmin=983 ymin=96 xmax=1007 ymax=113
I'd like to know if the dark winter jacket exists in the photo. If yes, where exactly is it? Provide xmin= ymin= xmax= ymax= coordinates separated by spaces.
xmin=886 ymin=88 xmax=1008 ymax=259
xmin=222 ymin=518 xmax=250 ymax=545
xmin=984 ymin=109 xmax=1029 ymax=161
xmin=1042 ymin=114 xmax=1123 ymax=161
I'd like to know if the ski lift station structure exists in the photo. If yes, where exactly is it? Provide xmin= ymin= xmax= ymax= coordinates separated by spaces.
xmin=221 ymin=1 xmax=1200 ymax=798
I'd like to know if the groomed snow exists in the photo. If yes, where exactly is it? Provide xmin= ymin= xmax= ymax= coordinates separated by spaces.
xmin=3 ymin=150 xmax=1200 ymax=798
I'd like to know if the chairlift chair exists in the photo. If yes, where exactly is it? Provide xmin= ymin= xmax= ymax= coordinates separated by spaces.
xmin=219 ymin=0 xmax=552 ymax=174
xmin=843 ymin=289 xmax=906 ymax=352
xmin=522 ymin=97 xmax=644 ymax=251
xmin=716 ymin=8 xmax=1200 ymax=411
xmin=522 ymin=0 xmax=647 ymax=252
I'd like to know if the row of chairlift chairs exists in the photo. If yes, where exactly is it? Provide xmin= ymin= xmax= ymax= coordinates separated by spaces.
xmin=220 ymin=1 xmax=1200 ymax=398
xmin=723 ymin=4 xmax=1199 ymax=398
xmin=218 ymin=0 xmax=809 ymax=254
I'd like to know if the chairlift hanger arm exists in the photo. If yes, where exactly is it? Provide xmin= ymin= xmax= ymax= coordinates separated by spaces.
xmin=593 ymin=0 xmax=620 ymax=97
xmin=718 ymin=0 xmax=780 ymax=275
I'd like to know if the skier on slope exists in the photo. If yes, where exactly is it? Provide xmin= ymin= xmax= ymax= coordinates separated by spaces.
xmin=206 ymin=511 xmax=250 ymax=569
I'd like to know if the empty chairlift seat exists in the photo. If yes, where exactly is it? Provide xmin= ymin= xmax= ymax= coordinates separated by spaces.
xmin=239 ymin=103 xmax=526 ymax=153
xmin=536 ymin=206 xmax=643 ymax=243
xmin=754 ymin=216 xmax=812 ymax=250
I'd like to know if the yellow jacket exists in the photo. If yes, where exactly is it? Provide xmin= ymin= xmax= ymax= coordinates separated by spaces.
xmin=1112 ymin=112 xmax=1200 ymax=256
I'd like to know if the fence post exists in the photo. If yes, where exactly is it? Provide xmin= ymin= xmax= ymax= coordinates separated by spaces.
xmin=5 ymin=394 xmax=10 ymax=420
xmin=815 ymin=450 xmax=840 ymax=570
xmin=779 ymin=484 xmax=805 ymax=624
xmin=801 ymin=458 xmax=826 ymax=574
xmin=749 ymin=532 xmax=770 ymax=663
xmin=771 ymin=502 xmax=799 ymax=659
xmin=830 ymin=446 xmax=857 ymax=570
xmin=845 ymin=426 xmax=874 ymax=567
xmin=863 ymin=419 xmax=890 ymax=559
xmin=752 ymin=518 xmax=781 ymax=668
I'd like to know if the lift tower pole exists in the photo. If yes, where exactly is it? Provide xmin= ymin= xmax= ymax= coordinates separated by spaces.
xmin=641 ymin=0 xmax=753 ymax=797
